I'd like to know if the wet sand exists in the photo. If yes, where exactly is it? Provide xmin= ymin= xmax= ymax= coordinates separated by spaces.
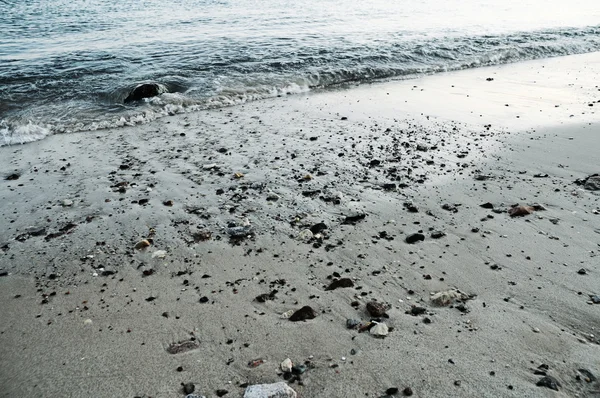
xmin=1 ymin=52 xmax=599 ymax=398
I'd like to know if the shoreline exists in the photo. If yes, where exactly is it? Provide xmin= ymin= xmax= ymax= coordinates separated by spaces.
xmin=1 ymin=53 xmax=599 ymax=398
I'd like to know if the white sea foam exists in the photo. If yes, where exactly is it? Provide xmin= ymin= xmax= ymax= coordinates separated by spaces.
xmin=0 ymin=120 xmax=51 ymax=146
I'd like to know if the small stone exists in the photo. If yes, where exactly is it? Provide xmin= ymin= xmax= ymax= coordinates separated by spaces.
xmin=199 ymin=296 xmax=209 ymax=303
xmin=310 ymin=222 xmax=328 ymax=234
xmin=578 ymin=368 xmax=596 ymax=382
xmin=403 ymin=386 xmax=414 ymax=396
xmin=430 ymin=231 xmax=445 ymax=239
xmin=405 ymin=233 xmax=425 ymax=244
xmin=369 ymin=322 xmax=389 ymax=337
xmin=281 ymin=358 xmax=293 ymax=373
xmin=62 ymin=199 xmax=73 ymax=207
xmin=536 ymin=375 xmax=561 ymax=391
xmin=134 ymin=239 xmax=151 ymax=250
xmin=216 ymin=390 xmax=228 ymax=397
xmin=591 ymin=295 xmax=600 ymax=304
xmin=366 ymin=301 xmax=388 ymax=317
xmin=326 ymin=278 xmax=354 ymax=290
xmin=346 ymin=319 xmax=361 ymax=329
xmin=410 ymin=306 xmax=427 ymax=316
xmin=508 ymin=205 xmax=535 ymax=217
xmin=480 ymin=202 xmax=494 ymax=209
xmin=386 ymin=387 xmax=399 ymax=395
xmin=289 ymin=306 xmax=317 ymax=322
xmin=5 ymin=173 xmax=20 ymax=180
xmin=183 ymin=383 xmax=195 ymax=394
xmin=163 ymin=200 xmax=174 ymax=206
xmin=577 ymin=268 xmax=587 ymax=275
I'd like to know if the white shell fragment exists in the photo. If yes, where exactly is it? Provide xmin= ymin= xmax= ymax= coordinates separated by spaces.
xmin=370 ymin=322 xmax=389 ymax=337
xmin=280 ymin=358 xmax=293 ymax=373
xmin=430 ymin=289 xmax=470 ymax=306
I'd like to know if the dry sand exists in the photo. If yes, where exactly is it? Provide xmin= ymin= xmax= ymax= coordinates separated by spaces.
xmin=1 ymin=52 xmax=599 ymax=398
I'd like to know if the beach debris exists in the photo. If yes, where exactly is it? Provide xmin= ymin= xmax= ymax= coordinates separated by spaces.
xmin=134 ymin=239 xmax=151 ymax=250
xmin=280 ymin=310 xmax=295 ymax=319
xmin=536 ymin=375 xmax=561 ymax=391
xmin=431 ymin=289 xmax=470 ymax=306
xmin=166 ymin=339 xmax=199 ymax=354
xmin=151 ymin=250 xmax=167 ymax=259
xmin=406 ymin=233 xmax=425 ymax=244
xmin=342 ymin=213 xmax=367 ymax=225
xmin=325 ymin=278 xmax=354 ymax=291
xmin=247 ymin=358 xmax=265 ymax=368
xmin=243 ymin=382 xmax=297 ymax=398
xmin=370 ymin=322 xmax=389 ymax=337
xmin=366 ymin=301 xmax=389 ymax=317
xmin=281 ymin=358 xmax=293 ymax=373
xmin=289 ymin=306 xmax=317 ymax=322
xmin=62 ymin=199 xmax=74 ymax=207
xmin=234 ymin=172 xmax=244 ymax=179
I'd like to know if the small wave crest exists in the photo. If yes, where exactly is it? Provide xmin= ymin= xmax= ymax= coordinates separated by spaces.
xmin=0 ymin=120 xmax=51 ymax=146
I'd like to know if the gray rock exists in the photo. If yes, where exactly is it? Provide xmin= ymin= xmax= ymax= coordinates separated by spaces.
xmin=536 ymin=375 xmax=561 ymax=391
xmin=584 ymin=175 xmax=600 ymax=190
xmin=243 ymin=382 xmax=297 ymax=398
xmin=124 ymin=83 xmax=167 ymax=103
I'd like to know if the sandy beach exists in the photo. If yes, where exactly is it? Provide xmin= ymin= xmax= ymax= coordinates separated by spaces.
xmin=1 ymin=52 xmax=599 ymax=398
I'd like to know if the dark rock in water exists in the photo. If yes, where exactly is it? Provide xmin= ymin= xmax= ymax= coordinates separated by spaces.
xmin=342 ymin=213 xmax=366 ymax=225
xmin=310 ymin=222 xmax=328 ymax=234
xmin=182 ymin=382 xmax=195 ymax=394
xmin=290 ymin=306 xmax=317 ymax=322
xmin=405 ymin=233 xmax=425 ymax=244
xmin=124 ymin=83 xmax=167 ymax=103
xmin=536 ymin=375 xmax=561 ymax=391
xmin=5 ymin=173 xmax=20 ymax=181
xmin=366 ymin=301 xmax=388 ymax=317
xmin=326 ymin=278 xmax=354 ymax=291
xmin=430 ymin=231 xmax=445 ymax=239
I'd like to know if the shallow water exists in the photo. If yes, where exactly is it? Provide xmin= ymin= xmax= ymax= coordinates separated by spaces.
xmin=1 ymin=0 xmax=599 ymax=145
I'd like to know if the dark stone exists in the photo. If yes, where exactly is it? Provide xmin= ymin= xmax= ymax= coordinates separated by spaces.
xmin=403 ymin=386 xmax=414 ymax=396
xmin=591 ymin=295 xmax=600 ymax=304
xmin=584 ymin=175 xmax=600 ymax=190
xmin=326 ymin=278 xmax=354 ymax=291
xmin=310 ymin=222 xmax=328 ymax=234
xmin=480 ymin=202 xmax=494 ymax=209
xmin=255 ymin=290 xmax=277 ymax=302
xmin=346 ymin=319 xmax=360 ymax=329
xmin=292 ymin=364 xmax=307 ymax=374
xmin=536 ymin=376 xmax=561 ymax=391
xmin=5 ymin=173 xmax=20 ymax=181
xmin=183 ymin=382 xmax=195 ymax=394
xmin=430 ymin=231 xmax=445 ymax=239
xmin=442 ymin=203 xmax=458 ymax=212
xmin=386 ymin=387 xmax=399 ymax=395
xmin=199 ymin=296 xmax=209 ymax=303
xmin=369 ymin=159 xmax=381 ymax=167
xmin=577 ymin=268 xmax=587 ymax=275
xmin=366 ymin=301 xmax=388 ymax=317
xmin=289 ymin=306 xmax=317 ymax=322
xmin=382 ymin=183 xmax=397 ymax=191
xmin=410 ymin=306 xmax=427 ymax=316
xmin=342 ymin=213 xmax=367 ymax=225
xmin=124 ymin=83 xmax=166 ymax=103
xmin=578 ymin=368 xmax=596 ymax=382
xmin=405 ymin=233 xmax=425 ymax=244
xmin=216 ymin=390 xmax=228 ymax=397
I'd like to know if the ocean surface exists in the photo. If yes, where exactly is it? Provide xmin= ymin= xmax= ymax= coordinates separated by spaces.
xmin=1 ymin=0 xmax=599 ymax=146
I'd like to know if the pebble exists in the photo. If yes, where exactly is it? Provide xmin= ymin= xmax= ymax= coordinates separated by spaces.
xmin=402 ymin=386 xmax=414 ymax=396
xmin=326 ymin=278 xmax=354 ymax=290
xmin=62 ymin=199 xmax=73 ymax=207
xmin=289 ymin=306 xmax=317 ymax=322
xmin=346 ymin=319 xmax=361 ymax=329
xmin=243 ymin=382 xmax=297 ymax=398
xmin=430 ymin=231 xmax=445 ymax=239
xmin=366 ymin=301 xmax=388 ymax=317
xmin=405 ymin=233 xmax=425 ymax=244
xmin=183 ymin=382 xmax=195 ymax=394
xmin=536 ymin=375 xmax=561 ymax=391
xmin=370 ymin=322 xmax=389 ymax=337
xmin=281 ymin=358 xmax=293 ymax=373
